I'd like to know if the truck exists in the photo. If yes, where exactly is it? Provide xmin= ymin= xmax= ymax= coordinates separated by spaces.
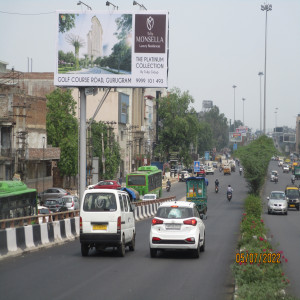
xmin=294 ymin=165 xmax=300 ymax=180
xmin=186 ymin=177 xmax=208 ymax=214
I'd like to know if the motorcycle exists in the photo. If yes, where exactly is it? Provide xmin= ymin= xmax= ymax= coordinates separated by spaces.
xmin=215 ymin=185 xmax=219 ymax=193
xmin=239 ymin=169 xmax=242 ymax=176
xmin=274 ymin=176 xmax=278 ymax=184
xmin=219 ymin=166 xmax=223 ymax=172
xmin=292 ymin=178 xmax=295 ymax=184
xmin=166 ymin=185 xmax=170 ymax=192
xmin=227 ymin=192 xmax=232 ymax=202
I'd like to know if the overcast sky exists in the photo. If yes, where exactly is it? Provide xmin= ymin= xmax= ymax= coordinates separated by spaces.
xmin=0 ymin=0 xmax=299 ymax=133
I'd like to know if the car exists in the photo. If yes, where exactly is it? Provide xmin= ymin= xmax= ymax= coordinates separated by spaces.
xmin=80 ymin=189 xmax=135 ymax=257
xmin=37 ymin=205 xmax=51 ymax=224
xmin=149 ymin=201 xmax=206 ymax=258
xmin=212 ymin=162 xmax=218 ymax=168
xmin=285 ymin=186 xmax=300 ymax=211
xmin=282 ymin=164 xmax=289 ymax=173
xmin=143 ymin=194 xmax=157 ymax=201
xmin=278 ymin=160 xmax=283 ymax=167
xmin=62 ymin=195 xmax=80 ymax=211
xmin=206 ymin=166 xmax=214 ymax=175
xmin=87 ymin=181 xmax=104 ymax=190
xmin=38 ymin=188 xmax=70 ymax=204
xmin=93 ymin=180 xmax=121 ymax=190
xmin=270 ymin=170 xmax=278 ymax=182
xmin=44 ymin=198 xmax=69 ymax=213
xmin=178 ymin=170 xmax=190 ymax=182
xmin=267 ymin=191 xmax=288 ymax=215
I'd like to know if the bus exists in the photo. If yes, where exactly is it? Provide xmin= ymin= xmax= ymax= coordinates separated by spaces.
xmin=126 ymin=166 xmax=162 ymax=198
xmin=0 ymin=181 xmax=37 ymax=220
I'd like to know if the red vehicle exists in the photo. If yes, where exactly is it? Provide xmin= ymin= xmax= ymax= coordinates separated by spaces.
xmin=93 ymin=180 xmax=121 ymax=190
xmin=197 ymin=168 xmax=206 ymax=177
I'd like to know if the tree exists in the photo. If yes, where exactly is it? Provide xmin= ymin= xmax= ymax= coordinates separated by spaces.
xmin=197 ymin=122 xmax=213 ymax=155
xmin=157 ymin=88 xmax=199 ymax=167
xmin=46 ymin=89 xmax=78 ymax=177
xmin=202 ymin=106 xmax=229 ymax=150
xmin=114 ymin=14 xmax=132 ymax=40
xmin=65 ymin=33 xmax=85 ymax=70
xmin=59 ymin=14 xmax=76 ymax=33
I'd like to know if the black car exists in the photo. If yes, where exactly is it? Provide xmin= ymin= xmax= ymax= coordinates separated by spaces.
xmin=44 ymin=198 xmax=68 ymax=213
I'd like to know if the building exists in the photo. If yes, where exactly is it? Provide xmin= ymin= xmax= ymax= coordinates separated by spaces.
xmin=0 ymin=63 xmax=60 ymax=191
xmin=87 ymin=16 xmax=103 ymax=61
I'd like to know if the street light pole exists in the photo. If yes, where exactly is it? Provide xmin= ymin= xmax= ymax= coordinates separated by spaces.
xmin=261 ymin=3 xmax=272 ymax=135
xmin=242 ymin=98 xmax=246 ymax=125
xmin=42 ymin=137 xmax=45 ymax=193
xmin=258 ymin=72 xmax=264 ymax=134
xmin=232 ymin=85 xmax=237 ymax=132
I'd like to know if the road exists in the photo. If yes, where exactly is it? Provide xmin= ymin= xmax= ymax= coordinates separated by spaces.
xmin=262 ymin=161 xmax=300 ymax=298
xmin=0 ymin=168 xmax=246 ymax=300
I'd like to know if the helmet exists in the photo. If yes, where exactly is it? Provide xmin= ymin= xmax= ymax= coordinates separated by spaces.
xmin=228 ymin=185 xmax=231 ymax=187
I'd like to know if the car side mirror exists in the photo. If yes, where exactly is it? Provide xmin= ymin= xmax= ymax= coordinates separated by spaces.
xmin=200 ymin=214 xmax=207 ymax=220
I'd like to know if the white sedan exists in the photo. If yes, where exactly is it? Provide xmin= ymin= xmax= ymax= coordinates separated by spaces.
xmin=149 ymin=201 xmax=206 ymax=258
xmin=267 ymin=191 xmax=288 ymax=215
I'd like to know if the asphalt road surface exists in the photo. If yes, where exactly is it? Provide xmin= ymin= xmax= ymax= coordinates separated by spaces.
xmin=0 ymin=168 xmax=247 ymax=300
xmin=262 ymin=161 xmax=300 ymax=298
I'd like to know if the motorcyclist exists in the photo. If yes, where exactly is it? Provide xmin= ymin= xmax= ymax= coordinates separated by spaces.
xmin=291 ymin=174 xmax=295 ymax=184
xmin=215 ymin=179 xmax=219 ymax=188
xmin=227 ymin=185 xmax=233 ymax=195
xmin=239 ymin=167 xmax=243 ymax=175
xmin=167 ymin=179 xmax=171 ymax=188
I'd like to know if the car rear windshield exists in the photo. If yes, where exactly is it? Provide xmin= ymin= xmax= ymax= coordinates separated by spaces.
xmin=156 ymin=207 xmax=193 ymax=219
xmin=83 ymin=193 xmax=117 ymax=212
xmin=45 ymin=200 xmax=57 ymax=205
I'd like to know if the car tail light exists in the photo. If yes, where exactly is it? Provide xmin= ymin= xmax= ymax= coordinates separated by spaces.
xmin=185 ymin=237 xmax=195 ymax=243
xmin=80 ymin=217 xmax=82 ymax=229
xmin=171 ymin=205 xmax=178 ymax=208
xmin=184 ymin=219 xmax=197 ymax=226
xmin=152 ymin=218 xmax=164 ymax=225
xmin=71 ymin=201 xmax=74 ymax=207
xmin=152 ymin=237 xmax=161 ymax=242
xmin=117 ymin=216 xmax=121 ymax=232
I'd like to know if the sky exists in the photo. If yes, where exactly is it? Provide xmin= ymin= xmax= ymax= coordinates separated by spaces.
xmin=1 ymin=0 xmax=299 ymax=133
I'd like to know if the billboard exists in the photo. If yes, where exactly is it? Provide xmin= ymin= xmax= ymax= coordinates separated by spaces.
xmin=202 ymin=100 xmax=213 ymax=109
xmin=229 ymin=132 xmax=242 ymax=143
xmin=283 ymin=133 xmax=296 ymax=143
xmin=55 ymin=11 xmax=169 ymax=88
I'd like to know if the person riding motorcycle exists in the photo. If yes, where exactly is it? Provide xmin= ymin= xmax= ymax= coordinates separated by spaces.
xmin=291 ymin=174 xmax=295 ymax=184
xmin=239 ymin=167 xmax=243 ymax=175
xmin=227 ymin=185 xmax=233 ymax=195
xmin=215 ymin=179 xmax=219 ymax=188
xmin=166 ymin=179 xmax=171 ymax=191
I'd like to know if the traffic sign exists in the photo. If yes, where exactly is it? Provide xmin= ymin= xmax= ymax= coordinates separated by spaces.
xmin=194 ymin=161 xmax=200 ymax=173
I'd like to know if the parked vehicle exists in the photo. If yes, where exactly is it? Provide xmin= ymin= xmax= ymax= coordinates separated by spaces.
xmin=126 ymin=166 xmax=162 ymax=198
xmin=267 ymin=191 xmax=288 ymax=215
xmin=44 ymin=198 xmax=68 ymax=213
xmin=285 ymin=186 xmax=300 ymax=211
xmin=62 ymin=195 xmax=80 ymax=211
xmin=186 ymin=177 xmax=208 ymax=214
xmin=143 ymin=194 xmax=157 ymax=201
xmin=80 ymin=189 xmax=136 ymax=257
xmin=38 ymin=187 xmax=70 ymax=204
xmin=0 ymin=181 xmax=37 ymax=220
xmin=37 ymin=205 xmax=51 ymax=224
xmin=149 ymin=201 xmax=206 ymax=258
xmin=93 ymin=180 xmax=121 ymax=190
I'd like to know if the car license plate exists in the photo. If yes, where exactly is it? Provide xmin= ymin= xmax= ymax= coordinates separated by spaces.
xmin=165 ymin=224 xmax=181 ymax=230
xmin=93 ymin=225 xmax=107 ymax=230
xmin=290 ymin=204 xmax=295 ymax=207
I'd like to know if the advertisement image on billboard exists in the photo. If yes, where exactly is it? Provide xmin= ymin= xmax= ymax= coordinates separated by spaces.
xmin=55 ymin=11 xmax=168 ymax=88
xmin=229 ymin=132 xmax=242 ymax=143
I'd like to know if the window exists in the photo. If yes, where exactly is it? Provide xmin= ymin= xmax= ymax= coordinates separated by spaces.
xmin=128 ymin=175 xmax=146 ymax=186
xmin=156 ymin=207 xmax=193 ymax=219
xmin=122 ymin=194 xmax=128 ymax=212
xmin=83 ymin=193 xmax=117 ymax=212
xmin=119 ymin=194 xmax=124 ymax=212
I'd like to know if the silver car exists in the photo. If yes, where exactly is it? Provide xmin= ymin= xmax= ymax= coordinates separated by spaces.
xmin=267 ymin=191 xmax=288 ymax=215
xmin=62 ymin=195 xmax=80 ymax=211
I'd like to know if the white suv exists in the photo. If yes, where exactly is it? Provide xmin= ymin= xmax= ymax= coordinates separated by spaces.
xmin=80 ymin=189 xmax=135 ymax=257
xmin=149 ymin=201 xmax=206 ymax=258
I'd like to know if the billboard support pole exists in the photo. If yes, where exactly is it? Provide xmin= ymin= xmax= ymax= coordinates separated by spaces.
xmin=79 ymin=87 xmax=87 ymax=202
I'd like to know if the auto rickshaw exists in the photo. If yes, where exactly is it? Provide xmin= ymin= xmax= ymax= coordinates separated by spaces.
xmin=186 ymin=177 xmax=208 ymax=214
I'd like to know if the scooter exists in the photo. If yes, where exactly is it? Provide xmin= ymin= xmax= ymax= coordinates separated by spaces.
xmin=166 ymin=185 xmax=170 ymax=192
xmin=215 ymin=185 xmax=219 ymax=193
xmin=227 ymin=192 xmax=232 ymax=202
xmin=274 ymin=176 xmax=278 ymax=184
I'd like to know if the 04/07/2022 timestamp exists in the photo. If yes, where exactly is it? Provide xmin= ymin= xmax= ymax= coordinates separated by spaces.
xmin=236 ymin=252 xmax=281 ymax=264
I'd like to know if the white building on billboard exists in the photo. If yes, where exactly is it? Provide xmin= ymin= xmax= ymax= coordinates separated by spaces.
xmin=87 ymin=16 xmax=103 ymax=60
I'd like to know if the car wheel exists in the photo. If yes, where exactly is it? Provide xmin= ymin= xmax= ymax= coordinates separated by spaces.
xmin=193 ymin=237 xmax=201 ymax=258
xmin=200 ymin=234 xmax=205 ymax=252
xmin=150 ymin=248 xmax=157 ymax=258
xmin=297 ymin=206 xmax=300 ymax=211
xmin=129 ymin=233 xmax=135 ymax=251
xmin=118 ymin=235 xmax=126 ymax=257
xmin=285 ymin=211 xmax=288 ymax=215
xmin=81 ymin=243 xmax=89 ymax=257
